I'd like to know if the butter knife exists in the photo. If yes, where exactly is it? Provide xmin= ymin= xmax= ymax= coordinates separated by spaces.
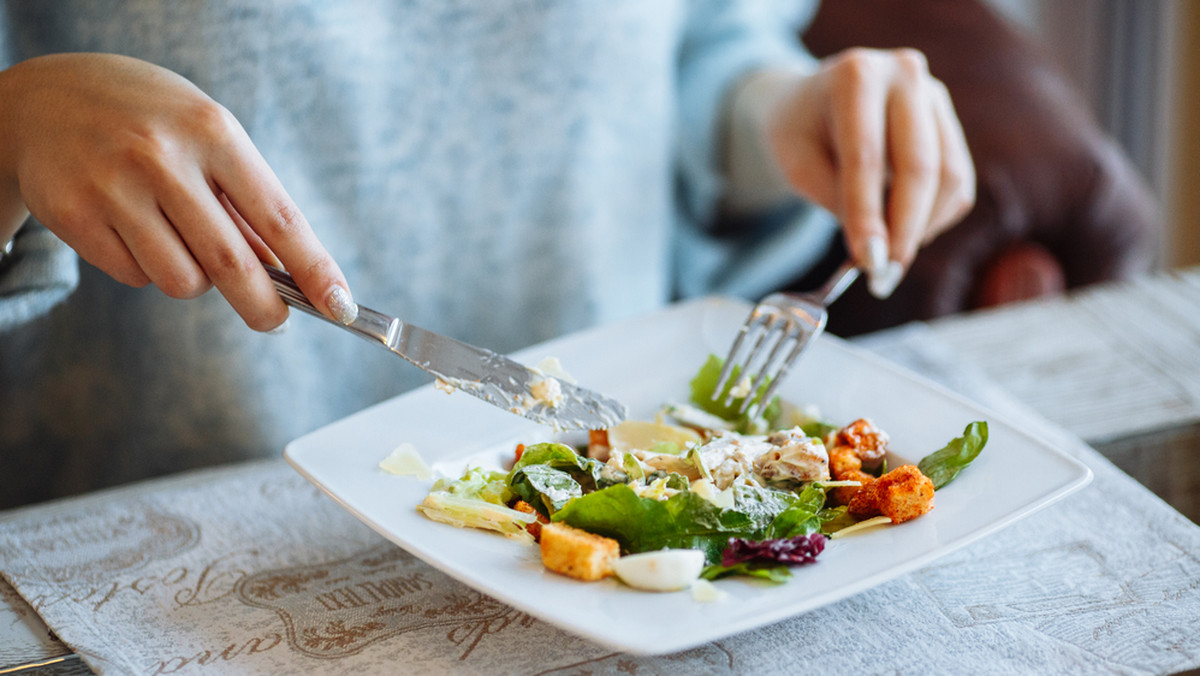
xmin=266 ymin=266 xmax=626 ymax=430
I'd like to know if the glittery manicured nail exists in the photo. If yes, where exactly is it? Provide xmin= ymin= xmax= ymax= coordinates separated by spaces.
xmin=868 ymin=261 xmax=904 ymax=299
xmin=326 ymin=286 xmax=358 ymax=325
xmin=866 ymin=236 xmax=888 ymax=278
xmin=267 ymin=316 xmax=291 ymax=335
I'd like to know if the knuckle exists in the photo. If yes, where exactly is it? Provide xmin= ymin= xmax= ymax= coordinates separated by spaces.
xmin=245 ymin=303 xmax=289 ymax=333
xmin=297 ymin=255 xmax=338 ymax=291
xmin=158 ymin=269 xmax=210 ymax=299
xmin=188 ymin=99 xmax=241 ymax=142
xmin=832 ymin=49 xmax=878 ymax=87
xmin=841 ymin=145 xmax=884 ymax=175
xmin=120 ymin=127 xmax=179 ymax=174
xmin=892 ymin=48 xmax=929 ymax=78
xmin=897 ymin=152 xmax=938 ymax=181
xmin=108 ymin=261 xmax=151 ymax=288
xmin=206 ymin=243 xmax=259 ymax=285
xmin=257 ymin=198 xmax=307 ymax=241
xmin=263 ymin=303 xmax=290 ymax=331
xmin=50 ymin=197 xmax=94 ymax=234
xmin=939 ymin=163 xmax=968 ymax=196
xmin=842 ymin=204 xmax=884 ymax=233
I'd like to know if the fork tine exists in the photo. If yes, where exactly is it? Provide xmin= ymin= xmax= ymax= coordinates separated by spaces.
xmin=721 ymin=312 xmax=785 ymax=407
xmin=716 ymin=260 xmax=858 ymax=419
xmin=711 ymin=308 xmax=768 ymax=402
xmin=736 ymin=320 xmax=799 ymax=415
xmin=743 ymin=321 xmax=821 ymax=419
xmin=711 ymin=315 xmax=754 ymax=400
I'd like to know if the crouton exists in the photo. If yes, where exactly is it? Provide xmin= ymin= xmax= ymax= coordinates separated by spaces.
xmin=849 ymin=464 xmax=935 ymax=523
xmin=539 ymin=522 xmax=619 ymax=581
xmin=588 ymin=429 xmax=611 ymax=461
xmin=512 ymin=500 xmax=549 ymax=540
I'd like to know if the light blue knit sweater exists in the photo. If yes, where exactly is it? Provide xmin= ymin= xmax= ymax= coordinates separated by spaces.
xmin=0 ymin=0 xmax=832 ymax=506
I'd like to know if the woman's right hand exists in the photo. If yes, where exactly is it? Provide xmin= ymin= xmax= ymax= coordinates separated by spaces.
xmin=0 ymin=52 xmax=356 ymax=331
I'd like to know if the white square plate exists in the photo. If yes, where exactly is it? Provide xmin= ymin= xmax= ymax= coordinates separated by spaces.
xmin=285 ymin=297 xmax=1092 ymax=655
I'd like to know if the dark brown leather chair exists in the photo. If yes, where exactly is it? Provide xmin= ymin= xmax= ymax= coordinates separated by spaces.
xmin=796 ymin=0 xmax=1159 ymax=336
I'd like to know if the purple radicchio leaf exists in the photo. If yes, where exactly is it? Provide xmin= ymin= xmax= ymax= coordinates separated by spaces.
xmin=721 ymin=533 xmax=826 ymax=567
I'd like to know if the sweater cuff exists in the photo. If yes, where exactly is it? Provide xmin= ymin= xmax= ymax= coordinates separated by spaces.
xmin=722 ymin=64 xmax=816 ymax=216
xmin=0 ymin=223 xmax=79 ymax=332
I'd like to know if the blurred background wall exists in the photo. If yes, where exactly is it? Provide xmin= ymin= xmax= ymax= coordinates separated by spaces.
xmin=986 ymin=0 xmax=1200 ymax=269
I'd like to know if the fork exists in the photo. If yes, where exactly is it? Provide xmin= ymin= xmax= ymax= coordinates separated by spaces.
xmin=711 ymin=260 xmax=860 ymax=420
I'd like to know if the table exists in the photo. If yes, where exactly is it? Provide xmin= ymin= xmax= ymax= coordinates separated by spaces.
xmin=923 ymin=266 xmax=1200 ymax=525
xmin=3 ymin=267 xmax=1198 ymax=675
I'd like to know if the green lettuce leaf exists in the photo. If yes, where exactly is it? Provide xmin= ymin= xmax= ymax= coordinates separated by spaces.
xmin=817 ymin=505 xmax=856 ymax=535
xmin=688 ymin=354 xmax=782 ymax=433
xmin=800 ymin=420 xmax=839 ymax=440
xmin=551 ymin=482 xmax=826 ymax=563
xmin=508 ymin=464 xmax=582 ymax=516
xmin=764 ymin=483 xmax=826 ymax=539
xmin=918 ymin=421 xmax=989 ymax=489
xmin=700 ymin=562 xmax=792 ymax=583
xmin=510 ymin=442 xmax=607 ymax=491
xmin=430 ymin=467 xmax=512 ymax=506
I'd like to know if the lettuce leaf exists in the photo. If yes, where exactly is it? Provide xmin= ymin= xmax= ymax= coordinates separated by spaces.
xmin=764 ymin=483 xmax=826 ymax=539
xmin=418 ymin=491 xmax=535 ymax=541
xmin=800 ymin=420 xmax=839 ymax=440
xmin=430 ymin=467 xmax=512 ymax=506
xmin=551 ymin=481 xmax=826 ymax=563
xmin=688 ymin=354 xmax=782 ymax=433
xmin=507 ymin=442 xmax=617 ymax=516
xmin=508 ymin=464 xmax=581 ymax=516
xmin=510 ymin=442 xmax=607 ymax=491
xmin=918 ymin=421 xmax=989 ymax=489
xmin=817 ymin=505 xmax=856 ymax=535
xmin=700 ymin=562 xmax=792 ymax=583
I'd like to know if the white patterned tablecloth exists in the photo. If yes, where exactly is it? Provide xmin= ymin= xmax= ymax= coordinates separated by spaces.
xmin=1 ymin=324 xmax=1197 ymax=675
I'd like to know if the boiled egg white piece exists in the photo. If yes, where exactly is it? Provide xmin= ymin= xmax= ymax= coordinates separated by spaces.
xmin=612 ymin=549 xmax=705 ymax=592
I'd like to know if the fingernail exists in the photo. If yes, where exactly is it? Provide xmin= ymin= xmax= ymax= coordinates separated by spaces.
xmin=866 ymin=236 xmax=888 ymax=278
xmin=868 ymin=261 xmax=904 ymax=299
xmin=267 ymin=317 xmax=291 ymax=335
xmin=326 ymin=286 xmax=358 ymax=325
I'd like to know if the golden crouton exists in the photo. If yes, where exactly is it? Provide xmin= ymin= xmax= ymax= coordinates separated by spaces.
xmin=512 ymin=500 xmax=548 ymax=540
xmin=849 ymin=464 xmax=935 ymax=523
xmin=539 ymin=522 xmax=619 ymax=581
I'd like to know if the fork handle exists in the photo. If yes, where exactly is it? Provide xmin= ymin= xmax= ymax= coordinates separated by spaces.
xmin=814 ymin=260 xmax=861 ymax=306
xmin=265 ymin=265 xmax=398 ymax=347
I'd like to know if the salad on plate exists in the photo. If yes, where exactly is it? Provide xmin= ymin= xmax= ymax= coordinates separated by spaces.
xmin=406 ymin=355 xmax=988 ymax=594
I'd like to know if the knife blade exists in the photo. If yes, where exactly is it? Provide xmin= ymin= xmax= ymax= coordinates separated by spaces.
xmin=266 ymin=266 xmax=626 ymax=430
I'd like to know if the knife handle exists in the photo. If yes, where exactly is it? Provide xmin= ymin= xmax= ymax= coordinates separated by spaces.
xmin=265 ymin=265 xmax=399 ymax=348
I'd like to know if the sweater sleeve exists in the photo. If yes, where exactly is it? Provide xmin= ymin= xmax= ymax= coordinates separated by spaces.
xmin=675 ymin=0 xmax=818 ymax=226
xmin=673 ymin=0 xmax=841 ymax=300
xmin=0 ymin=18 xmax=80 ymax=331
xmin=0 ymin=222 xmax=79 ymax=333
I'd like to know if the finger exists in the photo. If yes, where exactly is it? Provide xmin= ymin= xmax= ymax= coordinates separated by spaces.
xmin=926 ymin=81 xmax=976 ymax=240
xmin=219 ymin=192 xmax=281 ymax=268
xmin=776 ymin=135 xmax=839 ymax=212
xmin=105 ymin=190 xmax=212 ymax=299
xmin=41 ymin=202 xmax=152 ymax=288
xmin=219 ymin=192 xmax=291 ymax=332
xmin=827 ymin=52 xmax=891 ymax=280
xmin=208 ymin=125 xmax=355 ymax=324
xmin=884 ymin=57 xmax=940 ymax=270
xmin=157 ymin=168 xmax=289 ymax=332
xmin=74 ymin=225 xmax=153 ymax=289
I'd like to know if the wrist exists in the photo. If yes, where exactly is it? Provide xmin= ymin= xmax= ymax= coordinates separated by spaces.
xmin=722 ymin=65 xmax=813 ymax=215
